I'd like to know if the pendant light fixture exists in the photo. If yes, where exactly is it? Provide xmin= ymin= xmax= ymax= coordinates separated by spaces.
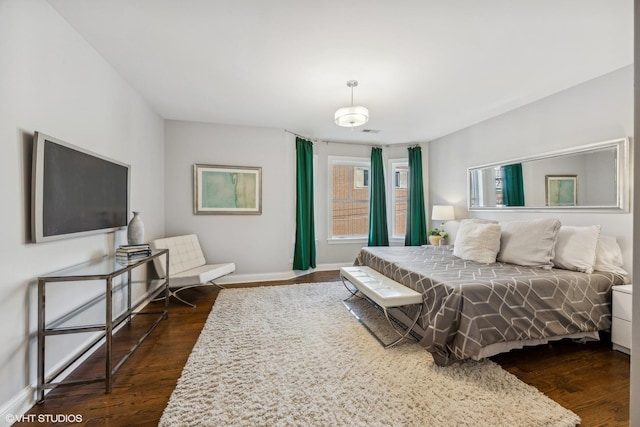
xmin=335 ymin=80 xmax=369 ymax=128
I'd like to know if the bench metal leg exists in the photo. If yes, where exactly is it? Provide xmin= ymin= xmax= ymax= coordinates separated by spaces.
xmin=340 ymin=275 xmax=362 ymax=299
xmin=340 ymin=274 xmax=423 ymax=348
xmin=381 ymin=305 xmax=422 ymax=348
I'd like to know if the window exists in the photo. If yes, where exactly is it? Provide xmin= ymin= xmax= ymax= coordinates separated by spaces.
xmin=329 ymin=157 xmax=370 ymax=240
xmin=394 ymin=169 xmax=407 ymax=189
xmin=354 ymin=167 xmax=369 ymax=188
xmin=494 ymin=166 xmax=504 ymax=206
xmin=390 ymin=160 xmax=408 ymax=239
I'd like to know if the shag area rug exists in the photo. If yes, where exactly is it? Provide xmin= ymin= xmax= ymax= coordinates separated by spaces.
xmin=160 ymin=282 xmax=580 ymax=427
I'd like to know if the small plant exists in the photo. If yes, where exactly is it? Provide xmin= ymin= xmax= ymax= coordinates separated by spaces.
xmin=429 ymin=228 xmax=449 ymax=240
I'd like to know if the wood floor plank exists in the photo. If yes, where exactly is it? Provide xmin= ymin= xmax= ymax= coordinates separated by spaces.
xmin=22 ymin=271 xmax=629 ymax=426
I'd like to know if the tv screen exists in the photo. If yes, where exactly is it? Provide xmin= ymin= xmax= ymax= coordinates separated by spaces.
xmin=31 ymin=132 xmax=130 ymax=243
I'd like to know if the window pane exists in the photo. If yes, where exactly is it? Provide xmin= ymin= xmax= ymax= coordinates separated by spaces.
xmin=331 ymin=162 xmax=369 ymax=237
xmin=392 ymin=163 xmax=408 ymax=237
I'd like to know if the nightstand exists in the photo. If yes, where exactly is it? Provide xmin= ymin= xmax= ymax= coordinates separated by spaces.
xmin=611 ymin=284 xmax=632 ymax=354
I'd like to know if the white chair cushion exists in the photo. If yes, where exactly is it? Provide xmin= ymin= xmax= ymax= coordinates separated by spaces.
xmin=151 ymin=234 xmax=206 ymax=276
xmin=169 ymin=263 xmax=236 ymax=287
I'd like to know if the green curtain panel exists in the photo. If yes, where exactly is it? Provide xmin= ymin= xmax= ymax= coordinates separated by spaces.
xmin=368 ymin=147 xmax=389 ymax=246
xmin=404 ymin=146 xmax=427 ymax=246
xmin=293 ymin=137 xmax=316 ymax=270
xmin=501 ymin=163 xmax=525 ymax=207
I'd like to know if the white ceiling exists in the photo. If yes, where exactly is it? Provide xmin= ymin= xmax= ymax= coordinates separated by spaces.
xmin=48 ymin=0 xmax=632 ymax=145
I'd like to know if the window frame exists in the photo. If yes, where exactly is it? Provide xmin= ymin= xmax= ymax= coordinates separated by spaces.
xmin=389 ymin=158 xmax=409 ymax=241
xmin=327 ymin=156 xmax=371 ymax=244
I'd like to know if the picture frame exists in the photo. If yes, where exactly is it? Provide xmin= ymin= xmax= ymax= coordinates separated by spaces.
xmin=545 ymin=175 xmax=577 ymax=207
xmin=193 ymin=164 xmax=262 ymax=215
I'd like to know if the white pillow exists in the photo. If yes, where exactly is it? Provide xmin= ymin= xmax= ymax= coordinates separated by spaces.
xmin=497 ymin=218 xmax=561 ymax=268
xmin=594 ymin=235 xmax=628 ymax=276
xmin=552 ymin=225 xmax=601 ymax=273
xmin=453 ymin=220 xmax=502 ymax=264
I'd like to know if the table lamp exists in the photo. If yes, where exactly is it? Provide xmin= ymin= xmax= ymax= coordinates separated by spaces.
xmin=431 ymin=205 xmax=455 ymax=230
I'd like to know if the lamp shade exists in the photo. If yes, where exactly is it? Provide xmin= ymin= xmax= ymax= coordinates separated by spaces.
xmin=431 ymin=205 xmax=455 ymax=221
xmin=335 ymin=105 xmax=369 ymax=127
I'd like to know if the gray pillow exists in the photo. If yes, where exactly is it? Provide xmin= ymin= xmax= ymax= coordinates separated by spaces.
xmin=497 ymin=218 xmax=561 ymax=268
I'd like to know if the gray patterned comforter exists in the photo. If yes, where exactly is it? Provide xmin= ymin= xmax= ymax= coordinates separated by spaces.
xmin=354 ymin=246 xmax=623 ymax=365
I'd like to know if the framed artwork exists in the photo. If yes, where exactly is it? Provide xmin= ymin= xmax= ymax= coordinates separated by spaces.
xmin=193 ymin=164 xmax=262 ymax=215
xmin=545 ymin=175 xmax=577 ymax=207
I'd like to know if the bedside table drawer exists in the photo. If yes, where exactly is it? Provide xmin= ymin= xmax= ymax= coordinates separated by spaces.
xmin=612 ymin=317 xmax=631 ymax=353
xmin=612 ymin=288 xmax=632 ymax=321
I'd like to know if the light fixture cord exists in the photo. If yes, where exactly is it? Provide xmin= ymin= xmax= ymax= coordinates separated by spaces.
xmin=350 ymin=85 xmax=355 ymax=130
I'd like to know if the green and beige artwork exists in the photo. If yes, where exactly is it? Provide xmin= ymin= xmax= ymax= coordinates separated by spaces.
xmin=197 ymin=166 xmax=261 ymax=214
xmin=546 ymin=176 xmax=577 ymax=206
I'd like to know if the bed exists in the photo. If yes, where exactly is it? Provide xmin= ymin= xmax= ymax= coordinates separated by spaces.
xmin=353 ymin=219 xmax=627 ymax=366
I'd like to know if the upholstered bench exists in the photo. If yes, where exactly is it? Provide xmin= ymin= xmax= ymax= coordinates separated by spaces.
xmin=151 ymin=234 xmax=235 ymax=307
xmin=340 ymin=266 xmax=423 ymax=348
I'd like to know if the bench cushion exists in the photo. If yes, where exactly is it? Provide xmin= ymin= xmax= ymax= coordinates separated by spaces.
xmin=341 ymin=266 xmax=422 ymax=308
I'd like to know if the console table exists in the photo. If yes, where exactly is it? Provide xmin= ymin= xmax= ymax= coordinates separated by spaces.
xmin=37 ymin=249 xmax=169 ymax=403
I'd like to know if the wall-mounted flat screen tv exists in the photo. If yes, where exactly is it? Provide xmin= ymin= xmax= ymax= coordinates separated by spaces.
xmin=31 ymin=132 xmax=130 ymax=243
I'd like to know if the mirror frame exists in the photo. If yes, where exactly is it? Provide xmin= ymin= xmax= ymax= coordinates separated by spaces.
xmin=467 ymin=137 xmax=631 ymax=212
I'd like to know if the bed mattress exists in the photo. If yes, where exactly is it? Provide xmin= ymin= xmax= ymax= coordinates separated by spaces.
xmin=354 ymin=245 xmax=623 ymax=365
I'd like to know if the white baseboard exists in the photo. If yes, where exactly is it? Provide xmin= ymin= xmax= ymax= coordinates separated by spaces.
xmin=0 ymin=386 xmax=34 ymax=427
xmin=314 ymin=262 xmax=353 ymax=271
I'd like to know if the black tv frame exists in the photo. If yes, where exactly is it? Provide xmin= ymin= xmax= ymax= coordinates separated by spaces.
xmin=31 ymin=132 xmax=131 ymax=243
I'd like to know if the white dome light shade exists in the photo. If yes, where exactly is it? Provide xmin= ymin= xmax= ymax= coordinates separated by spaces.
xmin=334 ymin=105 xmax=369 ymax=127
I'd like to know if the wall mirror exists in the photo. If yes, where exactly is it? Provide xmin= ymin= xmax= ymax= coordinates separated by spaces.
xmin=468 ymin=137 xmax=630 ymax=211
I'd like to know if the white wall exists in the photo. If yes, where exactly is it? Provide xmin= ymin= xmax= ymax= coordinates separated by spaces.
xmin=164 ymin=120 xmax=422 ymax=282
xmin=428 ymin=66 xmax=634 ymax=271
xmin=630 ymin=3 xmax=639 ymax=424
xmin=0 ymin=0 xmax=164 ymax=421
xmin=164 ymin=121 xmax=296 ymax=281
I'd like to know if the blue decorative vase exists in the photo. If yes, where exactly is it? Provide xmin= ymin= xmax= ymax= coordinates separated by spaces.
xmin=127 ymin=211 xmax=145 ymax=245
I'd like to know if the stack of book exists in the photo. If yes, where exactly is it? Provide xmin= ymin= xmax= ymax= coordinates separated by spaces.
xmin=116 ymin=244 xmax=151 ymax=265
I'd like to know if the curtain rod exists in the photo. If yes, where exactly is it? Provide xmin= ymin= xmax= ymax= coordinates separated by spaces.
xmin=284 ymin=129 xmax=423 ymax=148
xmin=285 ymin=129 xmax=373 ymax=146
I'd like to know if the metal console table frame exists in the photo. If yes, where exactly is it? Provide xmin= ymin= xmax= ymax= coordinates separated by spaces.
xmin=36 ymin=249 xmax=169 ymax=403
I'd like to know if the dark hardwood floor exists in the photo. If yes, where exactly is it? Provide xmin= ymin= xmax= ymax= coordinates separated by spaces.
xmin=21 ymin=271 xmax=629 ymax=426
